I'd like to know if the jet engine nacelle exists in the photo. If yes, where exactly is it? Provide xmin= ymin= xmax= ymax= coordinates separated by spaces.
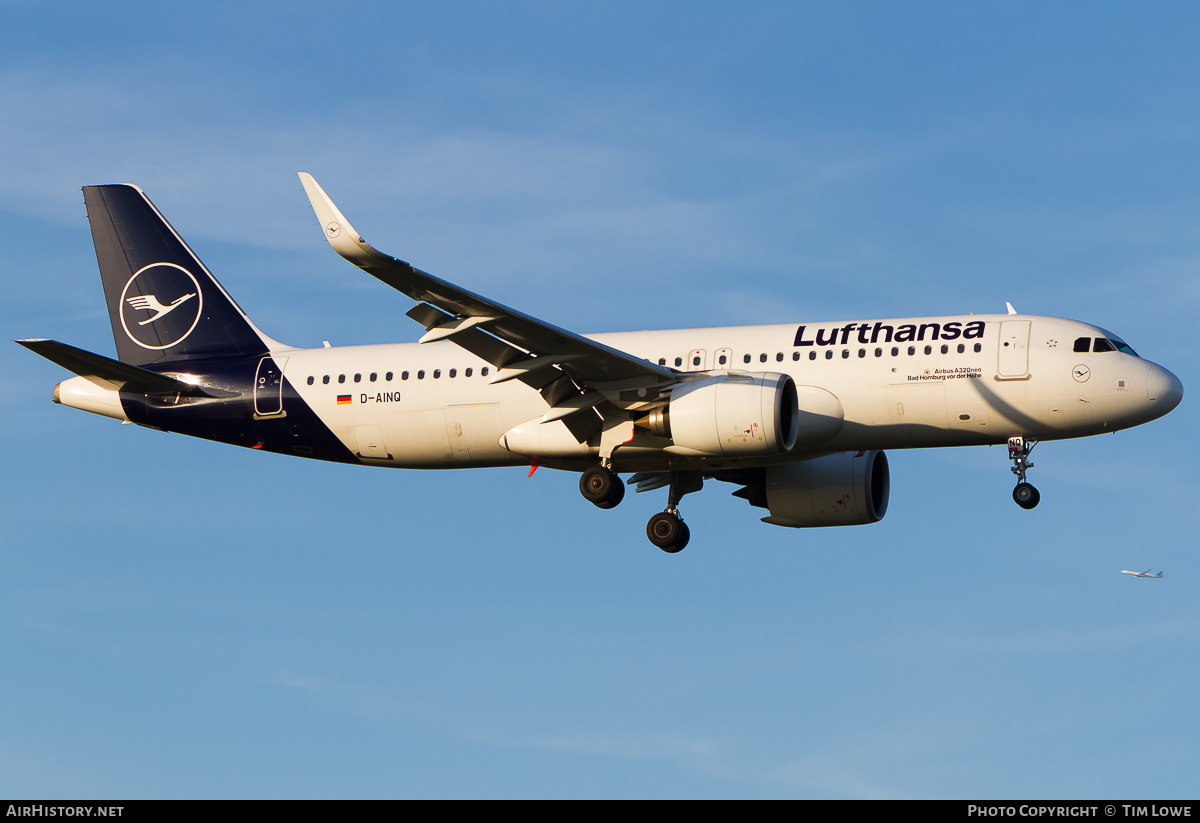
xmin=641 ymin=372 xmax=800 ymax=457
xmin=759 ymin=450 xmax=890 ymax=527
xmin=643 ymin=373 xmax=844 ymax=458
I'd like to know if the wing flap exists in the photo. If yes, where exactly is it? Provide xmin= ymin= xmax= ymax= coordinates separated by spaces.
xmin=298 ymin=173 xmax=677 ymax=387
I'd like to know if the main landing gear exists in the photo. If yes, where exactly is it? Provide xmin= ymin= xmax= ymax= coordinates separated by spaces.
xmin=577 ymin=464 xmax=698 ymax=553
xmin=1008 ymin=436 xmax=1040 ymax=510
xmin=580 ymin=464 xmax=625 ymax=509
xmin=645 ymin=472 xmax=702 ymax=553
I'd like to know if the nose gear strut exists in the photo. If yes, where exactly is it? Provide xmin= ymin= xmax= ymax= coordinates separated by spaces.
xmin=1008 ymin=436 xmax=1040 ymax=509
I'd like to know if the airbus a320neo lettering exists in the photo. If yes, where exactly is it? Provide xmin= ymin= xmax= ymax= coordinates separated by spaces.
xmin=18 ymin=174 xmax=1184 ymax=552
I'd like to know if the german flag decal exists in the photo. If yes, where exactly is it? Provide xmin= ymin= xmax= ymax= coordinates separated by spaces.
xmin=337 ymin=395 xmax=352 ymax=405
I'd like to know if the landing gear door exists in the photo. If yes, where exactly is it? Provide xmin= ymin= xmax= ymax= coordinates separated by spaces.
xmin=997 ymin=321 xmax=1030 ymax=379
xmin=254 ymin=356 xmax=288 ymax=417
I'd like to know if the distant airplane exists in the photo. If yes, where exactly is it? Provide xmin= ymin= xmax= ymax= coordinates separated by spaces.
xmin=15 ymin=175 xmax=1185 ymax=552
xmin=1121 ymin=569 xmax=1164 ymax=578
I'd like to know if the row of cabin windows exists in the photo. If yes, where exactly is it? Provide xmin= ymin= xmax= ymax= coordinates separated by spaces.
xmin=307 ymin=339 xmax=992 ymax=385
xmin=656 ymin=342 xmax=983 ymax=368
xmin=306 ymin=366 xmax=490 ymax=386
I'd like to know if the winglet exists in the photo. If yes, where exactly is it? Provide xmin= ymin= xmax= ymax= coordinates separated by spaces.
xmin=297 ymin=172 xmax=394 ymax=267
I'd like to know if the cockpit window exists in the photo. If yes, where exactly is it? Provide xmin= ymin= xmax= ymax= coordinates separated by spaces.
xmin=1110 ymin=337 xmax=1138 ymax=356
xmin=1092 ymin=337 xmax=1115 ymax=353
xmin=1073 ymin=337 xmax=1091 ymax=353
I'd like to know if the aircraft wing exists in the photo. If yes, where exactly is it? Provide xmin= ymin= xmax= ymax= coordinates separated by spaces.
xmin=299 ymin=173 xmax=677 ymax=439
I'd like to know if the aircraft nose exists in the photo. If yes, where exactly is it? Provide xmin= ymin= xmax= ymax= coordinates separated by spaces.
xmin=1146 ymin=363 xmax=1183 ymax=417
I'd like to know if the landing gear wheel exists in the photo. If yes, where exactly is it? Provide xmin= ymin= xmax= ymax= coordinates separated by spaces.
xmin=1013 ymin=482 xmax=1040 ymax=510
xmin=647 ymin=512 xmax=690 ymax=553
xmin=580 ymin=465 xmax=624 ymax=509
xmin=1007 ymin=437 xmax=1040 ymax=509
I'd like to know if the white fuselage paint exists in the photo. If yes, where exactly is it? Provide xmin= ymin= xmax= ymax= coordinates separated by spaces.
xmin=273 ymin=313 xmax=1178 ymax=471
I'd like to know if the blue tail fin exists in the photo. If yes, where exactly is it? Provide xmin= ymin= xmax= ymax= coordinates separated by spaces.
xmin=84 ymin=184 xmax=272 ymax=367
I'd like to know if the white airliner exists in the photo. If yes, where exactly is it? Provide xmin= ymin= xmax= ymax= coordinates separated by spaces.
xmin=1121 ymin=569 xmax=1164 ymax=578
xmin=17 ymin=175 xmax=1184 ymax=552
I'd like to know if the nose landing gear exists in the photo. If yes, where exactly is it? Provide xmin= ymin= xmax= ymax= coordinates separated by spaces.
xmin=1008 ymin=436 xmax=1040 ymax=510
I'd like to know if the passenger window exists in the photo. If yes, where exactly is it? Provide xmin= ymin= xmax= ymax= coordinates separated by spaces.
xmin=385 ymin=372 xmax=393 ymax=381
xmin=957 ymin=344 xmax=965 ymax=353
xmin=433 ymin=369 xmax=441 ymax=378
xmin=907 ymin=346 xmax=915 ymax=356
xmin=674 ymin=357 xmax=683 ymax=367
xmin=658 ymin=358 xmax=666 ymax=366
xmin=338 ymin=374 xmax=345 ymax=383
xmin=891 ymin=347 xmax=898 ymax=356
xmin=825 ymin=350 xmax=833 ymax=360
xmin=809 ymin=352 xmax=816 ymax=360
xmin=306 ymin=376 xmax=314 ymax=385
xmin=417 ymin=370 xmax=425 ymax=379
xmin=354 ymin=374 xmax=361 ymax=383
xmin=791 ymin=352 xmax=799 ymax=361
xmin=924 ymin=346 xmax=932 ymax=355
xmin=322 ymin=375 xmax=330 ymax=384
xmin=482 ymin=367 xmax=489 ymax=376
xmin=720 ymin=354 xmax=729 ymax=365
xmin=402 ymin=371 xmax=409 ymax=380
xmin=465 ymin=368 xmax=473 ymax=377
xmin=693 ymin=356 xmax=701 ymax=366
xmin=842 ymin=350 xmax=849 ymax=359
xmin=874 ymin=348 xmax=882 ymax=357
xmin=760 ymin=353 xmax=768 ymax=363
xmin=858 ymin=349 xmax=866 ymax=358
xmin=973 ymin=343 xmax=982 ymax=353
xmin=1074 ymin=337 xmax=1091 ymax=353
xmin=370 ymin=372 xmax=378 ymax=382
xmin=940 ymin=345 xmax=948 ymax=354
xmin=744 ymin=354 xmax=752 ymax=364
xmin=776 ymin=352 xmax=783 ymax=362
xmin=449 ymin=369 xmax=457 ymax=378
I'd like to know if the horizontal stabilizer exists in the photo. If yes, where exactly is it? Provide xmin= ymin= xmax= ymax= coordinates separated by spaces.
xmin=16 ymin=339 xmax=234 ymax=397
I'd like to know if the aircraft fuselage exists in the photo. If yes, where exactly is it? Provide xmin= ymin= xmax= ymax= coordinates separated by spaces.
xmin=56 ymin=313 xmax=1180 ymax=473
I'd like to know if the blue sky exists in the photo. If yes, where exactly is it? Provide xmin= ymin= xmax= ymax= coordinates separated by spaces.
xmin=2 ymin=1 xmax=1198 ymax=799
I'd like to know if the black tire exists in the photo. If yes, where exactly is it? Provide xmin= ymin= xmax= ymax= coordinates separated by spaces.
xmin=1013 ymin=482 xmax=1041 ymax=510
xmin=647 ymin=512 xmax=688 ymax=552
xmin=580 ymin=465 xmax=623 ymax=509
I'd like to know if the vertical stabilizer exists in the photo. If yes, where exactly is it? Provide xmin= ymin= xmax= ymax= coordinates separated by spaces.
xmin=83 ymin=184 xmax=273 ymax=366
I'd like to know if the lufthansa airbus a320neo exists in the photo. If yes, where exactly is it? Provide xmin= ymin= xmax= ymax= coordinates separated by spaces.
xmin=18 ymin=175 xmax=1184 ymax=552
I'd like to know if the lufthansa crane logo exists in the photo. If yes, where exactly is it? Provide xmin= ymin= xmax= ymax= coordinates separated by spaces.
xmin=126 ymin=291 xmax=196 ymax=325
xmin=119 ymin=262 xmax=204 ymax=350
